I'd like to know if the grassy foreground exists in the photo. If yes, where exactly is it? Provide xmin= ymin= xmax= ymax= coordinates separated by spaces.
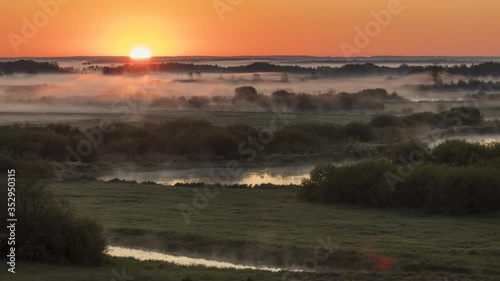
xmin=4 ymin=258 xmax=493 ymax=281
xmin=0 ymin=257 xmax=284 ymax=281
xmin=42 ymin=179 xmax=500 ymax=279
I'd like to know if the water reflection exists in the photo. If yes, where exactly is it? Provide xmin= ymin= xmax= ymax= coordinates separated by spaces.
xmin=107 ymin=246 xmax=300 ymax=272
xmin=99 ymin=165 xmax=316 ymax=185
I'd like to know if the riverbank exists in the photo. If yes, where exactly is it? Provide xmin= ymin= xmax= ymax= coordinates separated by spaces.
xmin=1 ymin=257 xmax=492 ymax=281
xmin=48 ymin=179 xmax=500 ymax=279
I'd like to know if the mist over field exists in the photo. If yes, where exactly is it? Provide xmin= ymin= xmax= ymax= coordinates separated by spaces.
xmin=2 ymin=70 xmax=497 ymax=117
xmin=3 ymin=0 xmax=500 ymax=279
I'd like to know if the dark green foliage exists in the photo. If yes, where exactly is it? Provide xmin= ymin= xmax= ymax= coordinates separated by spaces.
xmin=300 ymin=162 xmax=395 ymax=207
xmin=199 ymin=129 xmax=239 ymax=156
xmin=299 ymin=158 xmax=500 ymax=215
xmin=426 ymin=167 xmax=500 ymax=214
xmin=386 ymin=140 xmax=429 ymax=165
xmin=433 ymin=140 xmax=488 ymax=166
xmin=0 ymin=124 xmax=95 ymax=165
xmin=342 ymin=122 xmax=374 ymax=141
xmin=391 ymin=165 xmax=444 ymax=208
xmin=298 ymin=164 xmax=336 ymax=202
xmin=0 ymin=107 xmax=486 ymax=165
xmin=370 ymin=115 xmax=402 ymax=127
xmin=440 ymin=106 xmax=483 ymax=127
xmin=402 ymin=112 xmax=443 ymax=127
xmin=0 ymin=165 xmax=106 ymax=265
xmin=387 ymin=107 xmax=482 ymax=128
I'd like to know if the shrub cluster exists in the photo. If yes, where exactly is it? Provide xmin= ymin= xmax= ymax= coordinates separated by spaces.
xmin=299 ymin=139 xmax=500 ymax=215
xmin=0 ymin=166 xmax=106 ymax=265
xmin=0 ymin=107 xmax=486 ymax=165
xmin=231 ymin=87 xmax=407 ymax=112
xmin=298 ymin=161 xmax=500 ymax=215
xmin=147 ymin=87 xmax=409 ymax=112
xmin=370 ymin=106 xmax=483 ymax=128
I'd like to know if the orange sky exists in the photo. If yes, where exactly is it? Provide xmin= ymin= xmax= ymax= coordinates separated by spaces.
xmin=2 ymin=0 xmax=500 ymax=57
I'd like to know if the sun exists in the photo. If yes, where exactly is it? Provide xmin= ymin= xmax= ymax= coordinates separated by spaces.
xmin=130 ymin=47 xmax=152 ymax=59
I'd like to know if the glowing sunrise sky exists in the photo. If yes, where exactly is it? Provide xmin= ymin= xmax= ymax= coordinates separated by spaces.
xmin=2 ymin=0 xmax=500 ymax=57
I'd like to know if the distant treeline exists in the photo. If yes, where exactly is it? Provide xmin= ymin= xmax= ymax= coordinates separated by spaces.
xmin=2 ymin=85 xmax=408 ymax=112
xmin=299 ymin=139 xmax=500 ymax=215
xmin=150 ymin=87 xmax=408 ymax=112
xmin=0 ymin=107 xmax=485 ymax=178
xmin=3 ymin=60 xmax=500 ymax=77
xmin=416 ymin=78 xmax=500 ymax=96
xmin=101 ymin=61 xmax=500 ymax=77
xmin=0 ymin=60 xmax=68 ymax=75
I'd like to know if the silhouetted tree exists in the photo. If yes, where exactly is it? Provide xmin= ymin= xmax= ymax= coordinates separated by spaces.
xmin=429 ymin=66 xmax=443 ymax=87
xmin=233 ymin=86 xmax=259 ymax=103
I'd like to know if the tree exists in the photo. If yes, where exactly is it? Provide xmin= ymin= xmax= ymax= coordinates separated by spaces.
xmin=187 ymin=96 xmax=210 ymax=109
xmin=252 ymin=73 xmax=261 ymax=81
xmin=3 ymin=65 xmax=13 ymax=75
xmin=212 ymin=96 xmax=226 ymax=108
xmin=233 ymin=86 xmax=259 ymax=103
xmin=280 ymin=73 xmax=289 ymax=82
xmin=0 ymin=165 xmax=106 ymax=265
xmin=429 ymin=65 xmax=443 ymax=87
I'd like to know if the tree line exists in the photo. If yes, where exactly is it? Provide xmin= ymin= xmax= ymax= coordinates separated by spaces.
xmin=298 ymin=139 xmax=500 ymax=215
xmin=0 ymin=107 xmax=486 ymax=179
xmin=101 ymin=61 xmax=500 ymax=77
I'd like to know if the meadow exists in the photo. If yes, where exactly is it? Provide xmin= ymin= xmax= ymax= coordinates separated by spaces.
xmin=2 ymin=60 xmax=500 ymax=281
xmin=0 ymin=109 xmax=372 ymax=129
xmin=42 ymin=179 xmax=500 ymax=279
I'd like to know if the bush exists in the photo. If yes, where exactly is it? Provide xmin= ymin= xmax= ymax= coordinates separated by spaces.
xmin=299 ymin=161 xmax=394 ymax=206
xmin=299 ymin=160 xmax=500 ymax=215
xmin=432 ymin=140 xmax=486 ymax=166
xmin=342 ymin=122 xmax=374 ymax=142
xmin=426 ymin=167 xmax=500 ymax=215
xmin=402 ymin=112 xmax=442 ymax=127
xmin=391 ymin=165 xmax=444 ymax=208
xmin=370 ymin=115 xmax=402 ymax=128
xmin=299 ymin=164 xmax=336 ymax=202
xmin=441 ymin=106 xmax=483 ymax=127
xmin=0 ymin=165 xmax=106 ymax=265
xmin=199 ymin=129 xmax=239 ymax=156
xmin=387 ymin=140 xmax=429 ymax=165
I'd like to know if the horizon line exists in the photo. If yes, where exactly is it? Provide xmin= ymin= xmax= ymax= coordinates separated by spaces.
xmin=2 ymin=55 xmax=500 ymax=60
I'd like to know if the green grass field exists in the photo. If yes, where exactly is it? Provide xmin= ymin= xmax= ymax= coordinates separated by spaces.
xmin=0 ymin=110 xmax=372 ymax=129
xmin=42 ymin=179 xmax=500 ymax=279
xmin=0 ymin=258 xmax=285 ymax=281
xmin=6 ymin=258 xmax=486 ymax=281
